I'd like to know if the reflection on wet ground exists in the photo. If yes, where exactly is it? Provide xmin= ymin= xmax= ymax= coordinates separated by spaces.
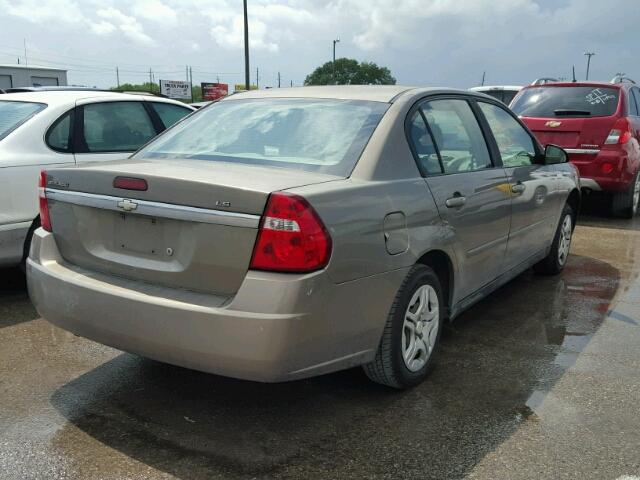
xmin=1 ymin=205 xmax=639 ymax=479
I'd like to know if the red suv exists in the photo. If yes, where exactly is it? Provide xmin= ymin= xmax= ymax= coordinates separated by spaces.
xmin=511 ymin=79 xmax=640 ymax=217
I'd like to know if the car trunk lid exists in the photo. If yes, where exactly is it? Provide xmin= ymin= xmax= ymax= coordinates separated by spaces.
xmin=44 ymin=159 xmax=340 ymax=296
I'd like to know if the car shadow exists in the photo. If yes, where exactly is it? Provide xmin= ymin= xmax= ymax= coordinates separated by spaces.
xmin=50 ymin=254 xmax=619 ymax=479
xmin=578 ymin=192 xmax=640 ymax=231
xmin=0 ymin=267 xmax=39 ymax=328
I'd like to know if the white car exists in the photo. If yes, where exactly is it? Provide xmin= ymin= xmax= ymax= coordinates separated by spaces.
xmin=469 ymin=85 xmax=523 ymax=106
xmin=0 ymin=90 xmax=195 ymax=268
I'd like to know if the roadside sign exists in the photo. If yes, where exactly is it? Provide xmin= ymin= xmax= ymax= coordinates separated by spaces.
xmin=201 ymin=83 xmax=229 ymax=101
xmin=159 ymin=80 xmax=191 ymax=99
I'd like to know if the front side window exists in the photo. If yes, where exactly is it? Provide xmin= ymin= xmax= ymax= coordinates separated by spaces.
xmin=151 ymin=102 xmax=192 ymax=129
xmin=136 ymin=98 xmax=389 ymax=176
xmin=0 ymin=101 xmax=46 ymax=141
xmin=478 ymin=102 xmax=536 ymax=167
xmin=82 ymin=102 xmax=156 ymax=153
xmin=420 ymin=99 xmax=492 ymax=174
xmin=511 ymin=86 xmax=620 ymax=118
xmin=46 ymin=110 xmax=73 ymax=152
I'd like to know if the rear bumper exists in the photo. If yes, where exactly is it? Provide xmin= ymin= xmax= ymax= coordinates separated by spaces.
xmin=27 ymin=229 xmax=407 ymax=382
xmin=571 ymin=148 xmax=638 ymax=192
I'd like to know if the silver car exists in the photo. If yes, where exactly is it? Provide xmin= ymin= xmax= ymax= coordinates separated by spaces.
xmin=27 ymin=86 xmax=580 ymax=389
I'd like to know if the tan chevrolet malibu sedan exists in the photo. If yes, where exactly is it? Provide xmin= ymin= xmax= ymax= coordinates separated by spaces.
xmin=27 ymin=86 xmax=580 ymax=388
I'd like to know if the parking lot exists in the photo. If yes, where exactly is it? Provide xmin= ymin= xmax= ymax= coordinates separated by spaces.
xmin=0 ymin=199 xmax=638 ymax=480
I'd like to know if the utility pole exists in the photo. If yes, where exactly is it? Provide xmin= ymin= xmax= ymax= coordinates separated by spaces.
xmin=23 ymin=38 xmax=28 ymax=67
xmin=278 ymin=71 xmax=281 ymax=88
xmin=186 ymin=65 xmax=189 ymax=81
xmin=290 ymin=80 xmax=293 ymax=87
xmin=243 ymin=0 xmax=250 ymax=91
xmin=116 ymin=66 xmax=120 ymax=88
xmin=256 ymin=67 xmax=259 ymax=89
xmin=584 ymin=51 xmax=595 ymax=81
xmin=149 ymin=68 xmax=152 ymax=89
xmin=333 ymin=37 xmax=340 ymax=84
xmin=481 ymin=71 xmax=486 ymax=86
xmin=189 ymin=66 xmax=194 ymax=102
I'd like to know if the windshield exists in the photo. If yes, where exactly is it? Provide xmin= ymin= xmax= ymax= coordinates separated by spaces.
xmin=135 ymin=98 xmax=389 ymax=176
xmin=0 ymin=101 xmax=46 ymax=140
xmin=511 ymin=86 xmax=620 ymax=118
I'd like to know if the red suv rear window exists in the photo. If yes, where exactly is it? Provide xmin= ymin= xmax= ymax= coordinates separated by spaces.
xmin=511 ymin=86 xmax=620 ymax=118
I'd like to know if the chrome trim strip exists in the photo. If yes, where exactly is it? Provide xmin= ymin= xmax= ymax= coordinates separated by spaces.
xmin=565 ymin=148 xmax=600 ymax=155
xmin=45 ymin=189 xmax=260 ymax=228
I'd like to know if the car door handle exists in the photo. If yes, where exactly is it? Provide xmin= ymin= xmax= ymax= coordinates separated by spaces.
xmin=445 ymin=194 xmax=466 ymax=208
xmin=511 ymin=183 xmax=526 ymax=194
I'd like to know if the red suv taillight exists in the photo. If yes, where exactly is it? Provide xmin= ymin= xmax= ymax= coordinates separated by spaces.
xmin=605 ymin=117 xmax=633 ymax=145
xmin=250 ymin=192 xmax=332 ymax=273
xmin=38 ymin=170 xmax=52 ymax=232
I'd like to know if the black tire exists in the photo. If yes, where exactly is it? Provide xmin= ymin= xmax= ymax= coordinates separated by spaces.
xmin=19 ymin=218 xmax=40 ymax=272
xmin=534 ymin=203 xmax=574 ymax=276
xmin=611 ymin=172 xmax=639 ymax=219
xmin=363 ymin=264 xmax=444 ymax=389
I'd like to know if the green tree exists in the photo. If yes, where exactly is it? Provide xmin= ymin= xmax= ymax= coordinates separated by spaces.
xmin=304 ymin=58 xmax=396 ymax=86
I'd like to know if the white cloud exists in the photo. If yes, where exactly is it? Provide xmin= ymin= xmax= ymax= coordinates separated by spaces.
xmin=90 ymin=20 xmax=117 ymax=35
xmin=132 ymin=0 xmax=178 ymax=25
xmin=0 ymin=0 xmax=86 ymax=24
xmin=97 ymin=7 xmax=153 ymax=45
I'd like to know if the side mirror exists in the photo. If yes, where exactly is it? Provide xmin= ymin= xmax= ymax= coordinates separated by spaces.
xmin=544 ymin=144 xmax=568 ymax=165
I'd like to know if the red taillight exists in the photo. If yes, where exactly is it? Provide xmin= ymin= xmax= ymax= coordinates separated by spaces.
xmin=601 ymin=162 xmax=614 ymax=174
xmin=39 ymin=170 xmax=52 ymax=232
xmin=113 ymin=176 xmax=148 ymax=191
xmin=250 ymin=193 xmax=332 ymax=273
xmin=605 ymin=118 xmax=633 ymax=145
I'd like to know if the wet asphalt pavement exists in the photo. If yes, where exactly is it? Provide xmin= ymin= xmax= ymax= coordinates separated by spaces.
xmin=1 ymin=200 xmax=639 ymax=479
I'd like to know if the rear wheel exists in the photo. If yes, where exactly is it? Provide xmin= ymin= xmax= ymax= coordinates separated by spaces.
xmin=19 ymin=217 xmax=40 ymax=272
xmin=534 ymin=203 xmax=573 ymax=275
xmin=611 ymin=172 xmax=640 ymax=218
xmin=364 ymin=265 xmax=443 ymax=389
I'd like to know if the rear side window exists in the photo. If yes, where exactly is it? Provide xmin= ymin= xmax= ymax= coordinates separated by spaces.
xmin=0 ymin=101 xmax=46 ymax=141
xmin=407 ymin=111 xmax=441 ymax=175
xmin=511 ymin=86 xmax=620 ymax=118
xmin=151 ymin=102 xmax=192 ymax=129
xmin=46 ymin=110 xmax=73 ymax=152
xmin=82 ymin=101 xmax=157 ymax=153
xmin=420 ymin=99 xmax=492 ymax=174
xmin=478 ymin=102 xmax=536 ymax=167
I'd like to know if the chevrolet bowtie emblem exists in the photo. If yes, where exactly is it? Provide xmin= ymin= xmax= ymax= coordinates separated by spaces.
xmin=545 ymin=121 xmax=562 ymax=128
xmin=117 ymin=199 xmax=138 ymax=212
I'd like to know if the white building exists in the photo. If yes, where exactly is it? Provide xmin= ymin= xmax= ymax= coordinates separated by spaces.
xmin=0 ymin=64 xmax=68 ymax=90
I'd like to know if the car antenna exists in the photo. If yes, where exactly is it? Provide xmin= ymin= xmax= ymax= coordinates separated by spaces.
xmin=572 ymin=66 xmax=577 ymax=82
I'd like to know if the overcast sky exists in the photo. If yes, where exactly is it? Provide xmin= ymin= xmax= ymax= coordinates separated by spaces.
xmin=0 ymin=0 xmax=637 ymax=90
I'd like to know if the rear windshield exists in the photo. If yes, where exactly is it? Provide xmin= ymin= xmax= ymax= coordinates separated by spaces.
xmin=0 ymin=101 xmax=46 ymax=140
xmin=511 ymin=86 xmax=620 ymax=118
xmin=135 ymin=98 xmax=389 ymax=176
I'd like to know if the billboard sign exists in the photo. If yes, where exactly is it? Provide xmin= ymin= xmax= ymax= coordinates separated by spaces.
xmin=202 ymin=82 xmax=229 ymax=101
xmin=159 ymin=80 xmax=191 ymax=99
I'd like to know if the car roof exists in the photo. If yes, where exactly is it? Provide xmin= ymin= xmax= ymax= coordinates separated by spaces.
xmin=522 ymin=81 xmax=626 ymax=90
xmin=0 ymin=90 xmax=195 ymax=108
xmin=226 ymin=85 xmax=417 ymax=103
xmin=470 ymin=85 xmax=523 ymax=91
xmin=224 ymin=85 xmax=494 ymax=103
